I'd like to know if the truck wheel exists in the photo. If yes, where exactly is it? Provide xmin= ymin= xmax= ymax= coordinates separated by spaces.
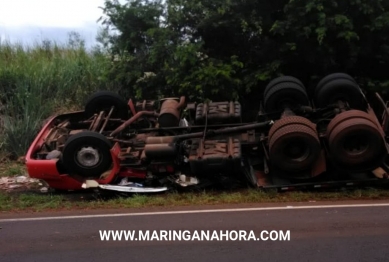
xmin=316 ymin=73 xmax=356 ymax=91
xmin=269 ymin=117 xmax=320 ymax=172
xmin=268 ymin=116 xmax=317 ymax=139
xmin=314 ymin=78 xmax=364 ymax=109
xmin=85 ymin=91 xmax=129 ymax=119
xmin=326 ymin=110 xmax=385 ymax=170
xmin=264 ymin=82 xmax=309 ymax=113
xmin=62 ymin=131 xmax=113 ymax=177
xmin=264 ymin=76 xmax=305 ymax=99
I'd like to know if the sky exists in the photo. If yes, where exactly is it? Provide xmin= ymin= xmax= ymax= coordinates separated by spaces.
xmin=0 ymin=0 xmax=119 ymax=48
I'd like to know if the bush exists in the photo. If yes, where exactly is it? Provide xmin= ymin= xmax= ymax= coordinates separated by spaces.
xmin=0 ymin=38 xmax=115 ymax=158
xmin=100 ymin=0 xmax=389 ymax=103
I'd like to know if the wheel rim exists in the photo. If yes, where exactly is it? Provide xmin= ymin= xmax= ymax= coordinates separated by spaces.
xmin=283 ymin=139 xmax=311 ymax=162
xmin=75 ymin=146 xmax=102 ymax=168
xmin=342 ymin=134 xmax=369 ymax=156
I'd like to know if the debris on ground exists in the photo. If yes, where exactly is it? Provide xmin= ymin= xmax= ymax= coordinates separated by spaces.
xmin=0 ymin=175 xmax=44 ymax=192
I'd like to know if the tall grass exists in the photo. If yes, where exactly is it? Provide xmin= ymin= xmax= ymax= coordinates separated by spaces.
xmin=0 ymin=40 xmax=116 ymax=157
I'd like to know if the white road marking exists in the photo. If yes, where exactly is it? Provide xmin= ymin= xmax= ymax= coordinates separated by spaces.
xmin=1 ymin=203 xmax=389 ymax=222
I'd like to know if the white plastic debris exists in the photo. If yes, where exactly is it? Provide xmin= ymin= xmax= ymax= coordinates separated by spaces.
xmin=81 ymin=180 xmax=99 ymax=189
xmin=99 ymin=184 xmax=168 ymax=193
xmin=0 ymin=177 xmax=8 ymax=185
xmin=15 ymin=176 xmax=28 ymax=183
xmin=0 ymin=176 xmax=41 ymax=191
xmin=8 ymin=184 xmax=22 ymax=189
xmin=118 ymin=177 xmax=135 ymax=186
xmin=40 ymin=187 xmax=49 ymax=193
xmin=175 ymin=173 xmax=199 ymax=187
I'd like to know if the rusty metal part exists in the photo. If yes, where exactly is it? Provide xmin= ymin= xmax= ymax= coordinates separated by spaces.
xmin=44 ymin=128 xmax=59 ymax=143
xmin=189 ymin=137 xmax=241 ymax=174
xmin=146 ymin=136 xmax=177 ymax=144
xmin=110 ymin=111 xmax=159 ymax=136
xmin=135 ymin=100 xmax=156 ymax=111
xmin=366 ymin=105 xmax=387 ymax=140
xmin=260 ymin=133 xmax=270 ymax=160
xmin=128 ymin=99 xmax=137 ymax=116
xmin=255 ymin=169 xmax=269 ymax=187
xmin=192 ymin=137 xmax=239 ymax=159
xmin=91 ymin=111 xmax=104 ymax=131
xmin=69 ymin=130 xmax=84 ymax=136
xmin=144 ymin=143 xmax=177 ymax=158
xmin=56 ymin=135 xmax=67 ymax=148
xmin=176 ymin=96 xmax=186 ymax=110
xmin=57 ymin=120 xmax=70 ymax=128
xmin=158 ymin=99 xmax=183 ymax=127
xmin=146 ymin=121 xmax=273 ymax=142
xmin=99 ymin=106 xmax=114 ymax=133
xmin=88 ymin=114 xmax=97 ymax=130
xmin=195 ymin=101 xmax=241 ymax=124
xmin=82 ymin=118 xmax=124 ymax=124
xmin=375 ymin=92 xmax=389 ymax=133
xmin=263 ymin=156 xmax=269 ymax=174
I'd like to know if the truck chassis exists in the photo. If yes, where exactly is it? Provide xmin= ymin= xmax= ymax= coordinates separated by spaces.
xmin=25 ymin=73 xmax=389 ymax=193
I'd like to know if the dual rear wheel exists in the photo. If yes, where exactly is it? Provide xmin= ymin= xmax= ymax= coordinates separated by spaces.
xmin=314 ymin=73 xmax=364 ymax=109
xmin=264 ymin=73 xmax=365 ymax=112
xmin=326 ymin=110 xmax=386 ymax=170
xmin=268 ymin=116 xmax=321 ymax=173
xmin=265 ymin=74 xmax=384 ymax=175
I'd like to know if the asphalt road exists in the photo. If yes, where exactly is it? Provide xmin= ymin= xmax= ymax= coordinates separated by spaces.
xmin=1 ymin=202 xmax=389 ymax=262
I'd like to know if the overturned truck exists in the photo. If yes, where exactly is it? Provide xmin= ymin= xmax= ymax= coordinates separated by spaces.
xmin=26 ymin=73 xmax=389 ymax=193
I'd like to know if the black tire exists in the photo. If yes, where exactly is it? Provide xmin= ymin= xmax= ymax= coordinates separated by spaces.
xmin=85 ymin=91 xmax=129 ymax=119
xmin=62 ymin=131 xmax=113 ymax=177
xmin=269 ymin=121 xmax=321 ymax=172
xmin=326 ymin=111 xmax=385 ymax=170
xmin=264 ymin=82 xmax=309 ymax=112
xmin=316 ymin=73 xmax=356 ymax=92
xmin=315 ymin=78 xmax=364 ymax=108
xmin=264 ymin=76 xmax=305 ymax=99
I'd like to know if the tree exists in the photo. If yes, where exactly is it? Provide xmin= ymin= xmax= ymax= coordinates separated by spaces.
xmin=99 ymin=0 xmax=389 ymax=105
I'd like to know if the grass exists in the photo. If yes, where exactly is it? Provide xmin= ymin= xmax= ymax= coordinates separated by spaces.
xmin=0 ymin=39 xmax=117 ymax=158
xmin=2 ymin=187 xmax=389 ymax=212
xmin=0 ymin=159 xmax=26 ymax=177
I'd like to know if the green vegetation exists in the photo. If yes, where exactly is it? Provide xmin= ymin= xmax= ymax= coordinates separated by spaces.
xmin=0 ymin=160 xmax=25 ymax=177
xmin=0 ymin=35 xmax=115 ymax=157
xmin=1 ymin=188 xmax=389 ymax=212
xmin=101 ymin=0 xmax=389 ymax=103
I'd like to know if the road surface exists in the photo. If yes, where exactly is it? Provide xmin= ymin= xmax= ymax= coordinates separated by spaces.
xmin=1 ymin=201 xmax=389 ymax=262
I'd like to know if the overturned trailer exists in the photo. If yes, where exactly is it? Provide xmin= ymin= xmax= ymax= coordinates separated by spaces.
xmin=25 ymin=73 xmax=389 ymax=193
